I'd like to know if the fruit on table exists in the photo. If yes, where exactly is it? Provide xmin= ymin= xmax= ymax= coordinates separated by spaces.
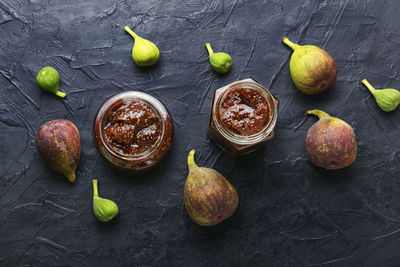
xmin=184 ymin=149 xmax=238 ymax=226
xmin=362 ymin=79 xmax=400 ymax=112
xmin=282 ymin=37 xmax=337 ymax=95
xmin=305 ymin=110 xmax=357 ymax=170
xmin=205 ymin=43 xmax=232 ymax=73
xmin=36 ymin=66 xmax=66 ymax=98
xmin=92 ymin=179 xmax=119 ymax=223
xmin=36 ymin=119 xmax=80 ymax=183
xmin=124 ymin=26 xmax=160 ymax=67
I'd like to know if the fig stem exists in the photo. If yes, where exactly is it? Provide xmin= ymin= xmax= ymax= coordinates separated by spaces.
xmin=55 ymin=90 xmax=66 ymax=98
xmin=282 ymin=37 xmax=300 ymax=50
xmin=361 ymin=79 xmax=376 ymax=94
xmin=306 ymin=109 xmax=330 ymax=120
xmin=187 ymin=149 xmax=198 ymax=172
xmin=205 ymin=43 xmax=214 ymax=56
xmin=92 ymin=179 xmax=99 ymax=197
xmin=124 ymin=26 xmax=137 ymax=39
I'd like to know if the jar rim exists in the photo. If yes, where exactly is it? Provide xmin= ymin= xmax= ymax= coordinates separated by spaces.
xmin=212 ymin=80 xmax=278 ymax=145
xmin=95 ymin=91 xmax=167 ymax=161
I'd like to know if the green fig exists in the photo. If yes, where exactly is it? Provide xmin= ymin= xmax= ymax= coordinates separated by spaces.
xmin=124 ymin=26 xmax=160 ymax=67
xmin=36 ymin=119 xmax=80 ymax=183
xmin=305 ymin=110 xmax=357 ymax=170
xmin=36 ymin=66 xmax=66 ymax=98
xmin=184 ymin=149 xmax=238 ymax=226
xmin=282 ymin=37 xmax=337 ymax=95
xmin=205 ymin=43 xmax=232 ymax=73
xmin=92 ymin=179 xmax=119 ymax=223
xmin=362 ymin=79 xmax=400 ymax=112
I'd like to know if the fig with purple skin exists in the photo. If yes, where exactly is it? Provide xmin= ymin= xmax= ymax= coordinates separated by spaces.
xmin=305 ymin=110 xmax=357 ymax=170
xmin=184 ymin=149 xmax=238 ymax=226
xmin=36 ymin=119 xmax=81 ymax=183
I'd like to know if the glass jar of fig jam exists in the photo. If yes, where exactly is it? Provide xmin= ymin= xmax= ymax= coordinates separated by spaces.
xmin=93 ymin=91 xmax=173 ymax=172
xmin=208 ymin=78 xmax=278 ymax=156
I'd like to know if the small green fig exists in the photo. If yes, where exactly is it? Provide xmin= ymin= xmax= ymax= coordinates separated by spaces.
xmin=282 ymin=37 xmax=337 ymax=95
xmin=124 ymin=26 xmax=160 ymax=67
xmin=184 ymin=149 xmax=238 ymax=226
xmin=36 ymin=119 xmax=80 ymax=183
xmin=36 ymin=66 xmax=66 ymax=98
xmin=305 ymin=110 xmax=357 ymax=170
xmin=92 ymin=179 xmax=119 ymax=223
xmin=205 ymin=43 xmax=232 ymax=73
xmin=362 ymin=79 xmax=400 ymax=112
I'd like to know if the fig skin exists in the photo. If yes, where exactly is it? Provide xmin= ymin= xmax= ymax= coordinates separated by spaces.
xmin=184 ymin=150 xmax=238 ymax=226
xmin=283 ymin=37 xmax=337 ymax=95
xmin=305 ymin=110 xmax=357 ymax=170
xmin=36 ymin=119 xmax=81 ymax=183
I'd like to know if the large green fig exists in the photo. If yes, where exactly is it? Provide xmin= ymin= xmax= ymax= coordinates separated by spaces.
xmin=305 ymin=110 xmax=357 ymax=170
xmin=283 ymin=37 xmax=337 ymax=95
xmin=184 ymin=149 xmax=238 ymax=226
xmin=36 ymin=119 xmax=81 ymax=183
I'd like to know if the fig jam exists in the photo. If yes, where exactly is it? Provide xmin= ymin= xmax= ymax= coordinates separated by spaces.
xmin=219 ymin=88 xmax=271 ymax=136
xmin=93 ymin=91 xmax=173 ymax=172
xmin=208 ymin=78 xmax=278 ymax=156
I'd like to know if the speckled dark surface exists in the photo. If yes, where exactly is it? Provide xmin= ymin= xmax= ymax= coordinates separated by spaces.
xmin=1 ymin=0 xmax=400 ymax=266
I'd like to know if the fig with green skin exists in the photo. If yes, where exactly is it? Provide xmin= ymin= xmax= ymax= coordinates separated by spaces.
xmin=36 ymin=119 xmax=80 ymax=183
xmin=92 ymin=179 xmax=119 ymax=223
xmin=305 ymin=110 xmax=357 ymax=170
xmin=205 ymin=43 xmax=232 ymax=73
xmin=184 ymin=149 xmax=238 ymax=226
xmin=282 ymin=37 xmax=337 ymax=95
xmin=362 ymin=79 xmax=400 ymax=112
xmin=36 ymin=66 xmax=66 ymax=98
xmin=124 ymin=26 xmax=160 ymax=67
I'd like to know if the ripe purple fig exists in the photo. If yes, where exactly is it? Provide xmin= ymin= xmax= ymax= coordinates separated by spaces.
xmin=36 ymin=119 xmax=81 ymax=183
xmin=184 ymin=149 xmax=238 ymax=226
xmin=305 ymin=110 xmax=357 ymax=170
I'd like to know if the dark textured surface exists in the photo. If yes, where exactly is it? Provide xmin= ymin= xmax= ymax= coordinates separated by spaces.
xmin=1 ymin=0 xmax=400 ymax=266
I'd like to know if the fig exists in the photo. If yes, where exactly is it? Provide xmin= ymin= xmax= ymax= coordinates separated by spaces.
xmin=282 ymin=37 xmax=337 ymax=95
xmin=184 ymin=149 xmax=238 ymax=226
xmin=36 ymin=119 xmax=81 ymax=183
xmin=305 ymin=110 xmax=357 ymax=170
xmin=362 ymin=79 xmax=400 ymax=112
xmin=36 ymin=66 xmax=66 ymax=98
xmin=205 ymin=43 xmax=232 ymax=73
xmin=124 ymin=26 xmax=160 ymax=67
xmin=92 ymin=179 xmax=119 ymax=223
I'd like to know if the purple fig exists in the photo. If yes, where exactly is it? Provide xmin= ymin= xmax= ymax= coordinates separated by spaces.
xmin=36 ymin=119 xmax=80 ymax=183
xmin=184 ymin=149 xmax=238 ymax=226
xmin=305 ymin=110 xmax=357 ymax=170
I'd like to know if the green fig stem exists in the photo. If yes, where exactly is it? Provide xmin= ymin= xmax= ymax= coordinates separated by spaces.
xmin=306 ymin=109 xmax=331 ymax=120
xmin=124 ymin=26 xmax=138 ymax=39
xmin=187 ymin=149 xmax=198 ymax=172
xmin=205 ymin=43 xmax=214 ymax=56
xmin=282 ymin=37 xmax=300 ymax=50
xmin=92 ymin=179 xmax=99 ymax=197
xmin=361 ymin=79 xmax=376 ymax=94
xmin=55 ymin=90 xmax=66 ymax=98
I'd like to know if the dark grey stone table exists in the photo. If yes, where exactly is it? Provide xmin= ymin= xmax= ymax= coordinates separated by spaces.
xmin=1 ymin=0 xmax=399 ymax=266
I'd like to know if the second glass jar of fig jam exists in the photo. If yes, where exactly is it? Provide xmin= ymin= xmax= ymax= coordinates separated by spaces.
xmin=93 ymin=91 xmax=173 ymax=172
xmin=208 ymin=78 xmax=278 ymax=156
